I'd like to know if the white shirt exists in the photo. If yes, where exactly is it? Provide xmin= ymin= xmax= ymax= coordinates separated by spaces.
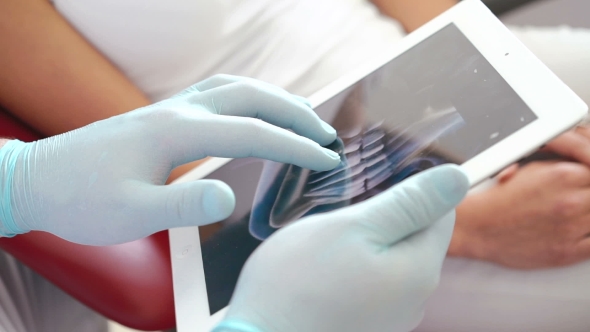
xmin=52 ymin=0 xmax=405 ymax=101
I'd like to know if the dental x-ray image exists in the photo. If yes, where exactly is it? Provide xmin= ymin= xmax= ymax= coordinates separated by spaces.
xmin=199 ymin=23 xmax=537 ymax=314
xmin=248 ymin=91 xmax=465 ymax=240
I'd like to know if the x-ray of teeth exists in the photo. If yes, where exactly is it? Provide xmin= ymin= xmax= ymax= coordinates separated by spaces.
xmin=248 ymin=104 xmax=464 ymax=240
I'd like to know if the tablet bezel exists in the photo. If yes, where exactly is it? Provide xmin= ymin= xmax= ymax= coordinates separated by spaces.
xmin=169 ymin=0 xmax=588 ymax=330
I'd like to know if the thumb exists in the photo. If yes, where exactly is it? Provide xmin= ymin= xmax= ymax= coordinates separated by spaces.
xmin=346 ymin=164 xmax=469 ymax=246
xmin=139 ymin=180 xmax=236 ymax=231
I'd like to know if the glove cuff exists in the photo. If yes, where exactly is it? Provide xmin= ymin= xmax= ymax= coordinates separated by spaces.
xmin=212 ymin=319 xmax=265 ymax=332
xmin=0 ymin=140 xmax=30 ymax=237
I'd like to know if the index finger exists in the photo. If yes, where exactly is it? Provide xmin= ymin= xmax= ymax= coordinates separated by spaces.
xmin=167 ymin=115 xmax=342 ymax=171
xmin=192 ymin=82 xmax=337 ymax=146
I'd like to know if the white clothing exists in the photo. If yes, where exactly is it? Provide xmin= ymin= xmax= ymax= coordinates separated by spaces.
xmin=4 ymin=0 xmax=590 ymax=331
xmin=52 ymin=0 xmax=405 ymax=101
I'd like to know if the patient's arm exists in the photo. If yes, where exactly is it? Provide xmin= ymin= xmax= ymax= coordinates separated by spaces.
xmin=0 ymin=0 xmax=205 ymax=181
xmin=370 ymin=0 xmax=458 ymax=32
xmin=0 ymin=0 xmax=150 ymax=136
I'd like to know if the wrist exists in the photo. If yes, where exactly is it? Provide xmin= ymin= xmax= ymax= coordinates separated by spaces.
xmin=447 ymin=195 xmax=487 ymax=260
xmin=447 ymin=219 xmax=473 ymax=258
xmin=0 ymin=140 xmax=33 ymax=237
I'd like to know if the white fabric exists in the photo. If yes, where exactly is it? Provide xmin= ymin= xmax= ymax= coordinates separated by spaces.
xmin=52 ymin=0 xmax=405 ymax=101
xmin=6 ymin=0 xmax=589 ymax=330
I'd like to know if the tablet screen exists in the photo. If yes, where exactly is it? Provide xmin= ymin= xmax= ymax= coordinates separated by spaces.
xmin=200 ymin=23 xmax=536 ymax=314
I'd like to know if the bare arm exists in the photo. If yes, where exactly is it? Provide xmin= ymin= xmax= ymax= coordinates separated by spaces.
xmin=0 ymin=0 xmax=150 ymax=136
xmin=0 ymin=0 xmax=206 ymax=180
xmin=370 ymin=0 xmax=458 ymax=32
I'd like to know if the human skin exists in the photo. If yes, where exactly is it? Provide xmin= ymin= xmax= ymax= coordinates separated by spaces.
xmin=0 ymin=0 xmax=454 ymax=135
xmin=449 ymin=127 xmax=590 ymax=269
xmin=371 ymin=0 xmax=459 ymax=32
xmin=0 ymin=0 xmax=149 ymax=136
xmin=0 ymin=0 xmax=458 ymax=182
xmin=3 ymin=0 xmax=590 ymax=269
xmin=0 ymin=0 xmax=203 ymax=181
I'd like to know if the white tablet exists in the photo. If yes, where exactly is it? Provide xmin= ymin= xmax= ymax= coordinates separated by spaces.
xmin=169 ymin=0 xmax=588 ymax=330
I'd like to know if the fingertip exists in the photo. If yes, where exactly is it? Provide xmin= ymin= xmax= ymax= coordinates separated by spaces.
xmin=201 ymin=180 xmax=236 ymax=221
xmin=310 ymin=148 xmax=341 ymax=171
xmin=318 ymin=121 xmax=338 ymax=145
xmin=427 ymin=164 xmax=470 ymax=206
xmin=294 ymin=111 xmax=337 ymax=146
xmin=290 ymin=95 xmax=337 ymax=146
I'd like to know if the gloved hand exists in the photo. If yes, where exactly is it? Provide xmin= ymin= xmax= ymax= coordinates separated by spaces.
xmin=0 ymin=75 xmax=340 ymax=245
xmin=213 ymin=164 xmax=469 ymax=332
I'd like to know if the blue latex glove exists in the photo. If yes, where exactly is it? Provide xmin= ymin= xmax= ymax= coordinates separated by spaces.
xmin=0 ymin=75 xmax=340 ymax=245
xmin=213 ymin=165 xmax=469 ymax=332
